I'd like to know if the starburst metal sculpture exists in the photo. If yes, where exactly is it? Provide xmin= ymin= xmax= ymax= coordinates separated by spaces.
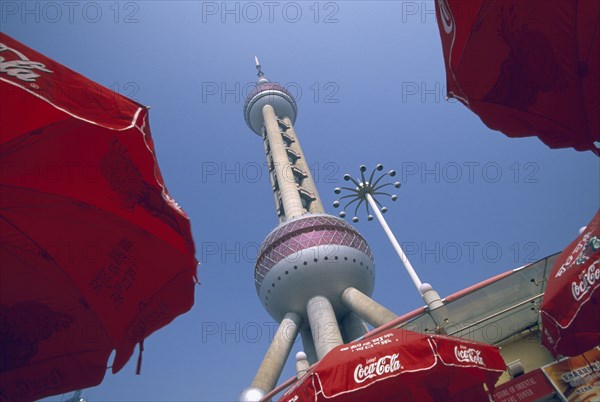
xmin=332 ymin=164 xmax=401 ymax=223
xmin=333 ymin=165 xmax=446 ymax=317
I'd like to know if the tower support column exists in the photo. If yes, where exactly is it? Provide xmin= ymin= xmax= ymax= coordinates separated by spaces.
xmin=341 ymin=287 xmax=399 ymax=328
xmin=300 ymin=326 xmax=318 ymax=365
xmin=243 ymin=312 xmax=301 ymax=400
xmin=306 ymin=296 xmax=343 ymax=360
xmin=262 ymin=104 xmax=304 ymax=219
xmin=341 ymin=311 xmax=369 ymax=343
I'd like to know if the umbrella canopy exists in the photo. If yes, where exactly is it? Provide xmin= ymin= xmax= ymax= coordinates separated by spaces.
xmin=280 ymin=329 xmax=506 ymax=401
xmin=541 ymin=209 xmax=600 ymax=357
xmin=0 ymin=33 xmax=197 ymax=401
xmin=435 ymin=0 xmax=600 ymax=155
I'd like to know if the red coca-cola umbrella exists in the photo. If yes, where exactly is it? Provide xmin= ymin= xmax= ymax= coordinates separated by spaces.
xmin=435 ymin=0 xmax=600 ymax=155
xmin=280 ymin=329 xmax=506 ymax=402
xmin=541 ymin=209 xmax=600 ymax=357
xmin=0 ymin=33 xmax=197 ymax=401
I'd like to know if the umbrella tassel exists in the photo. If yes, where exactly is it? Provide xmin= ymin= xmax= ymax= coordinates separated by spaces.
xmin=136 ymin=340 xmax=145 ymax=375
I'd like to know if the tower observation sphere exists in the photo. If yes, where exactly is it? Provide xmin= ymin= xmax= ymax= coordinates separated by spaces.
xmin=244 ymin=82 xmax=297 ymax=135
xmin=255 ymin=213 xmax=375 ymax=323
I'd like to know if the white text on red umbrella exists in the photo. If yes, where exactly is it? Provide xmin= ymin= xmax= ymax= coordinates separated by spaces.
xmin=353 ymin=354 xmax=402 ymax=383
xmin=454 ymin=346 xmax=485 ymax=366
xmin=0 ymin=42 xmax=52 ymax=82
xmin=571 ymin=261 xmax=600 ymax=301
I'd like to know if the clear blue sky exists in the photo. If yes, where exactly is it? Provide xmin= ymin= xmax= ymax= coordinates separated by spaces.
xmin=2 ymin=1 xmax=598 ymax=401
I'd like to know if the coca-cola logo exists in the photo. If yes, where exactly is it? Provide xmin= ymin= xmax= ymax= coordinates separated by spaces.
xmin=571 ymin=260 xmax=600 ymax=301
xmin=0 ymin=42 xmax=52 ymax=82
xmin=454 ymin=346 xmax=485 ymax=366
xmin=353 ymin=354 xmax=401 ymax=384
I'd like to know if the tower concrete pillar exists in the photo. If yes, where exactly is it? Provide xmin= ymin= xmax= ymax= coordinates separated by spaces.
xmin=300 ymin=327 xmax=318 ymax=365
xmin=341 ymin=287 xmax=398 ymax=328
xmin=341 ymin=311 xmax=369 ymax=343
xmin=247 ymin=312 xmax=301 ymax=397
xmin=306 ymin=296 xmax=343 ymax=360
xmin=262 ymin=105 xmax=304 ymax=219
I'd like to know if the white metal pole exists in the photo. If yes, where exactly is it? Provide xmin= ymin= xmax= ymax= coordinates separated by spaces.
xmin=365 ymin=192 xmax=423 ymax=292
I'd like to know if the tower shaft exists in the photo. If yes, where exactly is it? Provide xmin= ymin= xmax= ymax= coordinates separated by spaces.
xmin=262 ymin=105 xmax=323 ymax=222
xmin=281 ymin=117 xmax=324 ymax=214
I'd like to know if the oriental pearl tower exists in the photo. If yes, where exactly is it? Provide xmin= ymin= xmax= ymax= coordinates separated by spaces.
xmin=239 ymin=59 xmax=398 ymax=401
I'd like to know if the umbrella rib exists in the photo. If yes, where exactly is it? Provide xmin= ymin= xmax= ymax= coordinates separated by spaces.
xmin=19 ymin=348 xmax=115 ymax=369
xmin=0 ymin=116 xmax=74 ymax=159
xmin=573 ymin=6 xmax=597 ymax=137
xmin=0 ymin=214 xmax=87 ymax=297
xmin=451 ymin=0 xmax=490 ymax=76
xmin=0 ymin=215 xmax=115 ymax=345
xmin=0 ymin=184 xmax=191 ymax=255
xmin=113 ymin=267 xmax=195 ymax=369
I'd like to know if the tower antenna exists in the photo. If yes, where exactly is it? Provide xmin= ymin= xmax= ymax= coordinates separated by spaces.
xmin=255 ymin=56 xmax=264 ymax=78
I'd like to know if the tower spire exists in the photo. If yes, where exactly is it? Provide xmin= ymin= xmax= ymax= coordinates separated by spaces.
xmin=255 ymin=56 xmax=264 ymax=78
xmin=254 ymin=56 xmax=269 ymax=83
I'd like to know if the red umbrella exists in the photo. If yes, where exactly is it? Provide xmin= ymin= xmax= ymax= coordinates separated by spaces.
xmin=435 ymin=0 xmax=600 ymax=155
xmin=0 ymin=33 xmax=197 ymax=401
xmin=280 ymin=329 xmax=506 ymax=402
xmin=541 ymin=209 xmax=600 ymax=357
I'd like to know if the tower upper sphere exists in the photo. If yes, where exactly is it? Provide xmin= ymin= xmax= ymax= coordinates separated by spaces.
xmin=244 ymin=57 xmax=297 ymax=135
